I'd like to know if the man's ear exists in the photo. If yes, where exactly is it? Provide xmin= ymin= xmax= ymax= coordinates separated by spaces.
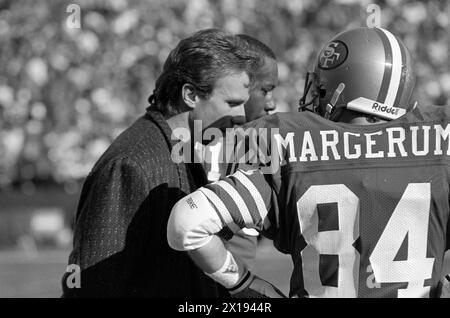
xmin=181 ymin=84 xmax=198 ymax=109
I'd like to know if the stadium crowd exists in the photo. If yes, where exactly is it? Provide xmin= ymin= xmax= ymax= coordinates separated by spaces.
xmin=0 ymin=0 xmax=449 ymax=194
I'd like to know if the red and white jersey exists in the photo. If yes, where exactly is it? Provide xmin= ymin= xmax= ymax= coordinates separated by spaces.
xmin=199 ymin=104 xmax=450 ymax=298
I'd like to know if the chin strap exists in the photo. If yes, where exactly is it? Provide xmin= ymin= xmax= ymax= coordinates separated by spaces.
xmin=324 ymin=83 xmax=346 ymax=120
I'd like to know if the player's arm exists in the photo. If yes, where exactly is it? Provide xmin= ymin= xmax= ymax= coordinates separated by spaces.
xmin=168 ymin=169 xmax=274 ymax=252
xmin=167 ymin=169 xmax=285 ymax=297
xmin=202 ymin=135 xmax=261 ymax=271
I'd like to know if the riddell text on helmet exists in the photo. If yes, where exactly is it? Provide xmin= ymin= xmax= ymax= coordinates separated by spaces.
xmin=372 ymin=102 xmax=400 ymax=116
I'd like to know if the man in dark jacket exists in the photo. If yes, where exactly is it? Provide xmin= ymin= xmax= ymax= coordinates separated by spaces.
xmin=62 ymin=29 xmax=260 ymax=297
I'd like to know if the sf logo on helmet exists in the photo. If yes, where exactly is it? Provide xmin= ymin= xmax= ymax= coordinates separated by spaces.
xmin=318 ymin=41 xmax=348 ymax=70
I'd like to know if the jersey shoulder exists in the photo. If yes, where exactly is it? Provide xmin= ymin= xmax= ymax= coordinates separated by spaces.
xmin=243 ymin=111 xmax=331 ymax=134
xmin=411 ymin=104 xmax=450 ymax=123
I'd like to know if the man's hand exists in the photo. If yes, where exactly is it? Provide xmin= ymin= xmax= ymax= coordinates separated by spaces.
xmin=228 ymin=272 xmax=286 ymax=298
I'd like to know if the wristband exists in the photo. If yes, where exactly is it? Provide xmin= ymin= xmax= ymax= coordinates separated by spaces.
xmin=204 ymin=250 xmax=248 ymax=289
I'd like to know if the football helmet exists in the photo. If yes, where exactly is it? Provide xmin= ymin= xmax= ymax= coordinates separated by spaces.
xmin=299 ymin=27 xmax=416 ymax=121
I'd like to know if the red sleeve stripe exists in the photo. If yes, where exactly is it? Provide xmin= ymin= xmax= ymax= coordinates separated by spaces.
xmin=232 ymin=170 xmax=270 ymax=224
xmin=224 ymin=176 xmax=266 ymax=229
xmin=204 ymin=182 xmax=246 ymax=229
xmin=199 ymin=187 xmax=241 ymax=233
xmin=214 ymin=180 xmax=255 ymax=228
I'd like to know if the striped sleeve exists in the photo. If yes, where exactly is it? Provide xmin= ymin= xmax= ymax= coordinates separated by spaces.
xmin=199 ymin=169 xmax=275 ymax=234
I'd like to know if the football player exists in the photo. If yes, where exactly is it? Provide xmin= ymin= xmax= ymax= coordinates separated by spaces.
xmin=167 ymin=27 xmax=450 ymax=298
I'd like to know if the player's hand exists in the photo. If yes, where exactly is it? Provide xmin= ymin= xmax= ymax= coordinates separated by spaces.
xmin=439 ymin=274 xmax=450 ymax=298
xmin=228 ymin=272 xmax=286 ymax=298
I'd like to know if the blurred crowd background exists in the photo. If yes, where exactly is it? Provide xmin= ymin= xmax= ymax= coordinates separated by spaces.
xmin=0 ymin=0 xmax=449 ymax=297
xmin=1 ymin=0 xmax=449 ymax=196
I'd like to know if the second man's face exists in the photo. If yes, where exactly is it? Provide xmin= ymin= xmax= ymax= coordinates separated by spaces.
xmin=245 ymin=57 xmax=278 ymax=121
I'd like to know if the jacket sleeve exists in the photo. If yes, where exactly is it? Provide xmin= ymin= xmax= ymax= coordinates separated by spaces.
xmin=62 ymin=157 xmax=149 ymax=297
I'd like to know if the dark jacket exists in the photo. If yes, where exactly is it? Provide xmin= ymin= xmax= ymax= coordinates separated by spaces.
xmin=62 ymin=110 xmax=228 ymax=297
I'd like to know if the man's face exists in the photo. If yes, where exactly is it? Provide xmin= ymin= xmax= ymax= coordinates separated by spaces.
xmin=245 ymin=57 xmax=278 ymax=121
xmin=193 ymin=71 xmax=250 ymax=131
